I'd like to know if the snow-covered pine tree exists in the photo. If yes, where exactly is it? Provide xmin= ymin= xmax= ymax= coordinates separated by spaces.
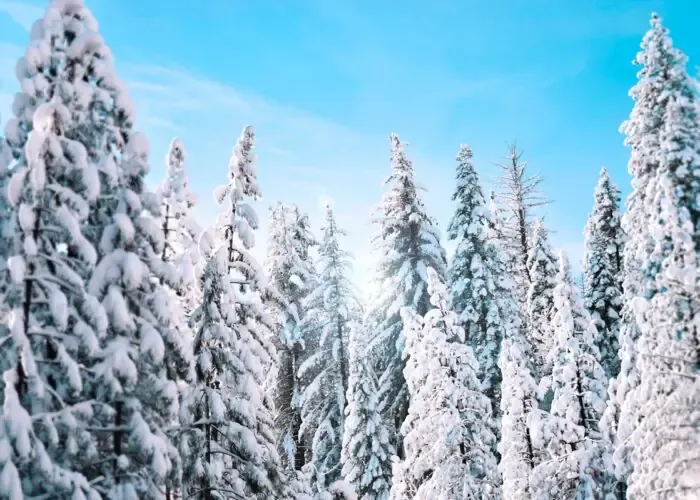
xmin=0 ymin=101 xmax=103 ymax=499
xmin=498 ymin=322 xmax=538 ymax=499
xmin=447 ymin=144 xmax=518 ymax=423
xmin=525 ymin=219 xmax=558 ymax=379
xmin=530 ymin=252 xmax=608 ymax=499
xmin=391 ymin=268 xmax=500 ymax=499
xmin=155 ymin=137 xmax=201 ymax=498
xmin=494 ymin=144 xmax=548 ymax=302
xmin=181 ymin=126 xmax=284 ymax=499
xmin=298 ymin=205 xmax=353 ymax=492
xmin=583 ymin=168 xmax=624 ymax=381
xmin=158 ymin=137 xmax=201 ymax=312
xmin=606 ymin=14 xmax=697 ymax=493
xmin=367 ymin=133 xmax=447 ymax=457
xmin=265 ymin=202 xmax=317 ymax=471
xmin=0 ymin=113 xmax=14 ymax=280
xmin=341 ymin=320 xmax=394 ymax=500
xmin=83 ymin=129 xmax=188 ymax=498
xmin=624 ymin=14 xmax=700 ymax=497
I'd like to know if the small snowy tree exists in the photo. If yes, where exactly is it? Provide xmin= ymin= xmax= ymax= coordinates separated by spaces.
xmin=624 ymin=14 xmax=700 ymax=498
xmin=530 ymin=253 xmax=608 ymax=499
xmin=367 ymin=134 xmax=447 ymax=457
xmin=498 ymin=325 xmax=538 ymax=499
xmin=447 ymin=144 xmax=518 ymax=423
xmin=391 ymin=268 xmax=500 ymax=499
xmin=265 ymin=202 xmax=317 ymax=471
xmin=583 ymin=168 xmax=624 ymax=380
xmin=299 ymin=205 xmax=353 ymax=491
xmin=341 ymin=320 xmax=394 ymax=500
xmin=525 ymin=219 xmax=558 ymax=380
xmin=0 ymin=102 xmax=103 ymax=499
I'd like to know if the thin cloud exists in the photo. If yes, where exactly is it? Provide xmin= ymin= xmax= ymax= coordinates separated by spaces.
xmin=0 ymin=0 xmax=42 ymax=32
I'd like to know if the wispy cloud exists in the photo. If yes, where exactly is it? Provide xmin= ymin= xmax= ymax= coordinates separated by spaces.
xmin=117 ymin=63 xmax=393 ymax=289
xmin=0 ymin=0 xmax=41 ymax=31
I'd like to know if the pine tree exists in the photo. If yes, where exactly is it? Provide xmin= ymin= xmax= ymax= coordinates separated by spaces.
xmin=0 ymin=114 xmax=14 ymax=283
xmin=583 ymin=168 xmax=624 ymax=380
xmin=265 ymin=202 xmax=317 ymax=471
xmin=498 ymin=324 xmax=538 ymax=499
xmin=606 ymin=14 xmax=699 ymax=493
xmin=0 ymin=102 xmax=103 ymax=499
xmin=82 ymin=129 xmax=186 ymax=498
xmin=525 ymin=219 xmax=558 ymax=378
xmin=447 ymin=144 xmax=518 ymax=423
xmin=299 ymin=205 xmax=353 ymax=491
xmin=391 ymin=268 xmax=500 ymax=499
xmin=341 ymin=320 xmax=394 ymax=500
xmin=181 ymin=126 xmax=285 ymax=498
xmin=623 ymin=14 xmax=700 ymax=497
xmin=494 ymin=144 xmax=548 ymax=302
xmin=530 ymin=253 xmax=608 ymax=499
xmin=367 ymin=134 xmax=447 ymax=457
xmin=158 ymin=137 xmax=201 ymax=312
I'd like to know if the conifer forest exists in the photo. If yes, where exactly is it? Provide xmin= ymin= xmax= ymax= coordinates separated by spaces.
xmin=0 ymin=1 xmax=699 ymax=499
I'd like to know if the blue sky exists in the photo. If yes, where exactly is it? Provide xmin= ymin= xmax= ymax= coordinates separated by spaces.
xmin=1 ymin=0 xmax=699 ymax=291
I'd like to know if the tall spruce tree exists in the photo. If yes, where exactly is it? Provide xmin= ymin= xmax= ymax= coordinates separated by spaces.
xmin=391 ymin=268 xmax=499 ymax=499
xmin=298 ymin=205 xmax=353 ymax=492
xmin=525 ymin=219 xmax=558 ymax=379
xmin=181 ymin=126 xmax=285 ymax=498
xmin=0 ymin=102 xmax=103 ymax=499
xmin=607 ymin=14 xmax=699 ymax=493
xmin=265 ymin=202 xmax=317 ymax=471
xmin=623 ymin=14 xmax=700 ymax=497
xmin=341 ymin=320 xmax=394 ymax=500
xmin=583 ymin=168 xmax=624 ymax=380
xmin=367 ymin=134 xmax=447 ymax=457
xmin=158 ymin=138 xmax=201 ymax=310
xmin=447 ymin=144 xmax=518 ymax=422
xmin=530 ymin=253 xmax=608 ymax=499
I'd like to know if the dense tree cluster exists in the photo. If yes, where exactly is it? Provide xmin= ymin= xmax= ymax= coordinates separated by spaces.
xmin=0 ymin=4 xmax=698 ymax=499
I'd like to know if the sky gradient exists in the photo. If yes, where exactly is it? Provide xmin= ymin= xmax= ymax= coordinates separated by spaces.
xmin=1 ymin=0 xmax=699 ymax=292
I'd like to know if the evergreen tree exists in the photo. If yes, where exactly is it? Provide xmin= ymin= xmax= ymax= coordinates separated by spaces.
xmin=341 ymin=320 xmax=394 ymax=500
xmin=498 ymin=324 xmax=538 ymax=499
xmin=299 ymin=205 xmax=353 ymax=491
xmin=494 ymin=144 xmax=548 ymax=302
xmin=0 ymin=102 xmax=103 ymax=499
xmin=447 ymin=144 xmax=518 ymax=422
xmin=181 ymin=126 xmax=284 ymax=498
xmin=624 ymin=14 xmax=700 ymax=497
xmin=265 ymin=202 xmax=317 ymax=471
xmin=367 ymin=134 xmax=447 ymax=456
xmin=583 ymin=168 xmax=624 ymax=380
xmin=0 ymin=114 xmax=14 ymax=284
xmin=391 ymin=268 xmax=499 ymax=499
xmin=608 ymin=14 xmax=697 ymax=492
xmin=158 ymin=137 xmax=201 ymax=311
xmin=530 ymin=253 xmax=608 ymax=499
xmin=83 ymin=129 xmax=186 ymax=498
xmin=525 ymin=219 xmax=558 ymax=378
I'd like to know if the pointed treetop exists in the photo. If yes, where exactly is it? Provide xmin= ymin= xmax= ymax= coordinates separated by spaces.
xmin=167 ymin=137 xmax=186 ymax=167
xmin=558 ymin=250 xmax=572 ymax=286
xmin=457 ymin=143 xmax=474 ymax=162
xmin=228 ymin=124 xmax=259 ymax=200
xmin=389 ymin=133 xmax=413 ymax=174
